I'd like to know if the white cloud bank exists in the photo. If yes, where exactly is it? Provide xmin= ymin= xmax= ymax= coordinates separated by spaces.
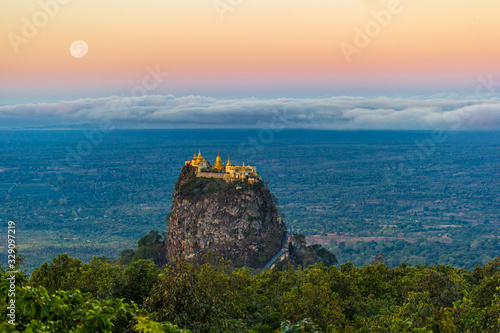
xmin=1 ymin=95 xmax=499 ymax=130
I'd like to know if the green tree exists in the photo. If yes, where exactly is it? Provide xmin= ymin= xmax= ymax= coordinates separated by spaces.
xmin=146 ymin=257 xmax=248 ymax=332
xmin=29 ymin=254 xmax=84 ymax=294
xmin=116 ymin=260 xmax=160 ymax=305
xmin=120 ymin=230 xmax=166 ymax=266
xmin=390 ymin=292 xmax=455 ymax=333
xmin=1 ymin=267 xmax=188 ymax=333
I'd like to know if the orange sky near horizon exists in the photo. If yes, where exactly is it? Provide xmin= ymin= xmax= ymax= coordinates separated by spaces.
xmin=2 ymin=0 xmax=500 ymax=103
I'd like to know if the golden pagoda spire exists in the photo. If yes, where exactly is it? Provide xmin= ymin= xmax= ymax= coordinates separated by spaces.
xmin=214 ymin=151 xmax=223 ymax=169
xmin=227 ymin=156 xmax=232 ymax=166
xmin=241 ymin=159 xmax=248 ymax=172
xmin=196 ymin=149 xmax=204 ymax=163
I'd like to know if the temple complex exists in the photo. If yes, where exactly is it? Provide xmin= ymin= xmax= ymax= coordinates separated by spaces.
xmin=185 ymin=150 xmax=261 ymax=184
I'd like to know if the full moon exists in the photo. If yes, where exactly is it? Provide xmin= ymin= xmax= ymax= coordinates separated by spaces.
xmin=70 ymin=40 xmax=88 ymax=58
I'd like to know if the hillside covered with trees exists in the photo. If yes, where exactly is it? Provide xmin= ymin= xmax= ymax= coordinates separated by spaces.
xmin=3 ymin=248 xmax=500 ymax=332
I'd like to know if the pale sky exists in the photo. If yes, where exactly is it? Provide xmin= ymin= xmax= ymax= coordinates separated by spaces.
xmin=1 ymin=0 xmax=500 ymax=128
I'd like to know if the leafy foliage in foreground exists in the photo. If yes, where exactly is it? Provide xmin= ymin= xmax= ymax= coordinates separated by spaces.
xmin=0 ymin=263 xmax=187 ymax=333
xmin=4 ymin=254 xmax=500 ymax=332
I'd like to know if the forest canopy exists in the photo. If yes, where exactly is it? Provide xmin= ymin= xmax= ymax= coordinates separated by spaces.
xmin=3 ymin=251 xmax=500 ymax=332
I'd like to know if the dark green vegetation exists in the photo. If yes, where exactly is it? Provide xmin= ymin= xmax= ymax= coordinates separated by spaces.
xmin=0 ymin=130 xmax=499 ymax=270
xmin=5 ymin=251 xmax=500 ymax=332
xmin=288 ymin=234 xmax=338 ymax=269
xmin=119 ymin=230 xmax=167 ymax=267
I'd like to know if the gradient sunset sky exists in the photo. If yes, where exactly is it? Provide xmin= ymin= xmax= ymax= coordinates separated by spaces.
xmin=1 ymin=0 xmax=500 ymax=128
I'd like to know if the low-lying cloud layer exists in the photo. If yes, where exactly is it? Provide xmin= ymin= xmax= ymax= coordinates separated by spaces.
xmin=1 ymin=95 xmax=499 ymax=130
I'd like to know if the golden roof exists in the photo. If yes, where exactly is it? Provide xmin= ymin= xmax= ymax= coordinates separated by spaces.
xmin=214 ymin=151 xmax=224 ymax=169
xmin=195 ymin=149 xmax=205 ymax=163
xmin=240 ymin=159 xmax=249 ymax=172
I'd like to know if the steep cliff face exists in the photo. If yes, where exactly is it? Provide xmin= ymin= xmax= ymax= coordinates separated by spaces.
xmin=166 ymin=165 xmax=287 ymax=268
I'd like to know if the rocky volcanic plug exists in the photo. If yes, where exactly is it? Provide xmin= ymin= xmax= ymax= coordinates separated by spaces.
xmin=166 ymin=165 xmax=287 ymax=268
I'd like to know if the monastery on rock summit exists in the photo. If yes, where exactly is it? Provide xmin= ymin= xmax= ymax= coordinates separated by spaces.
xmin=185 ymin=150 xmax=261 ymax=184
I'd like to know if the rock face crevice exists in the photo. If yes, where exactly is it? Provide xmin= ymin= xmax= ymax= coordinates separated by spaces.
xmin=166 ymin=165 xmax=287 ymax=268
